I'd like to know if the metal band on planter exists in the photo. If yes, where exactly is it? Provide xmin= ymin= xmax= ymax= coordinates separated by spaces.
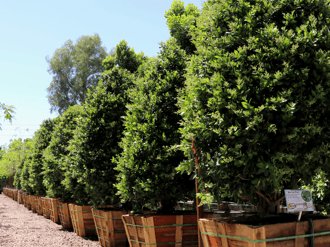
xmin=200 ymin=231 xmax=330 ymax=243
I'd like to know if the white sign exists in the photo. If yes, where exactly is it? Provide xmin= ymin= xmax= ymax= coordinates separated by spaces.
xmin=284 ymin=189 xmax=314 ymax=212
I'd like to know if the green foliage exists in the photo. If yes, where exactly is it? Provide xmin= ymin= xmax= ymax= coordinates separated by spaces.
xmin=0 ymin=103 xmax=15 ymax=130
xmin=42 ymin=105 xmax=85 ymax=201
xmin=0 ymin=138 xmax=33 ymax=179
xmin=28 ymin=118 xmax=59 ymax=195
xmin=301 ymin=169 xmax=330 ymax=207
xmin=20 ymin=154 xmax=33 ymax=192
xmin=64 ymin=41 xmax=143 ymax=207
xmin=165 ymin=0 xmax=200 ymax=55
xmin=46 ymin=33 xmax=108 ymax=115
xmin=116 ymin=38 xmax=195 ymax=214
xmin=102 ymin=40 xmax=147 ymax=73
xmin=178 ymin=0 xmax=330 ymax=210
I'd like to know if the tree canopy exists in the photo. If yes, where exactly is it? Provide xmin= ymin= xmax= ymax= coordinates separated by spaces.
xmin=64 ymin=40 xmax=145 ymax=208
xmin=42 ymin=105 xmax=85 ymax=201
xmin=46 ymin=33 xmax=108 ymax=115
xmin=116 ymin=38 xmax=195 ymax=214
xmin=0 ymin=138 xmax=33 ymax=179
xmin=178 ymin=0 xmax=330 ymax=214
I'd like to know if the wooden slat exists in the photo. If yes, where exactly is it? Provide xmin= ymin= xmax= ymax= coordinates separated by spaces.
xmin=175 ymin=215 xmax=184 ymax=247
xmin=198 ymin=220 xmax=210 ymax=247
xmin=253 ymin=227 xmax=266 ymax=247
xmin=218 ymin=221 xmax=229 ymax=247
xmin=295 ymin=222 xmax=305 ymax=247
xmin=142 ymin=217 xmax=151 ymax=246
xmin=109 ymin=210 xmax=115 ymax=244
xmin=147 ymin=217 xmax=156 ymax=246
xmin=131 ymin=216 xmax=140 ymax=247
xmin=122 ymin=215 xmax=132 ymax=247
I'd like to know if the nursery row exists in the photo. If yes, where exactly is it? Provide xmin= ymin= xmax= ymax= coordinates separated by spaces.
xmin=4 ymin=188 xmax=330 ymax=247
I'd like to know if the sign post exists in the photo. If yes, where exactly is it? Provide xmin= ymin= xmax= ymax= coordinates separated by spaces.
xmin=284 ymin=189 xmax=314 ymax=221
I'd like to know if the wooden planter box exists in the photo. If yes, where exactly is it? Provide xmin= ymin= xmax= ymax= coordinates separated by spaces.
xmin=69 ymin=204 xmax=97 ymax=237
xmin=42 ymin=198 xmax=51 ymax=219
xmin=21 ymin=192 xmax=26 ymax=205
xmin=37 ymin=196 xmax=44 ymax=215
xmin=30 ymin=195 xmax=37 ymax=213
xmin=122 ymin=213 xmax=198 ymax=247
xmin=18 ymin=190 xmax=24 ymax=204
xmin=13 ymin=189 xmax=18 ymax=201
xmin=50 ymin=198 xmax=61 ymax=223
xmin=24 ymin=194 xmax=31 ymax=210
xmin=58 ymin=201 xmax=73 ymax=229
xmin=198 ymin=215 xmax=330 ymax=247
xmin=92 ymin=207 xmax=128 ymax=247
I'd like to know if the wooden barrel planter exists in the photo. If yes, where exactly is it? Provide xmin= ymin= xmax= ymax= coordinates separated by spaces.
xmin=37 ymin=196 xmax=44 ymax=215
xmin=18 ymin=190 xmax=24 ymax=204
xmin=92 ymin=207 xmax=128 ymax=247
xmin=69 ymin=204 xmax=97 ymax=237
xmin=30 ymin=195 xmax=37 ymax=213
xmin=31 ymin=195 xmax=41 ymax=213
xmin=198 ymin=215 xmax=330 ymax=247
xmin=58 ymin=201 xmax=73 ymax=229
xmin=122 ymin=213 xmax=198 ymax=247
xmin=50 ymin=198 xmax=61 ymax=223
xmin=12 ymin=189 xmax=18 ymax=201
xmin=24 ymin=194 xmax=31 ymax=210
xmin=42 ymin=198 xmax=51 ymax=219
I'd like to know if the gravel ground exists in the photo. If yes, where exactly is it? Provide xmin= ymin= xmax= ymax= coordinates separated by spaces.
xmin=0 ymin=193 xmax=100 ymax=247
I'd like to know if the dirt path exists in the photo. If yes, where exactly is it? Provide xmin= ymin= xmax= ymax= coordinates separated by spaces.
xmin=0 ymin=193 xmax=100 ymax=247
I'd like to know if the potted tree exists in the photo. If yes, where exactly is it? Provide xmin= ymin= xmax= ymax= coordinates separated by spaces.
xmin=28 ymin=118 xmax=59 ymax=215
xmin=64 ymin=40 xmax=145 ymax=241
xmin=116 ymin=36 xmax=197 ymax=247
xmin=20 ymin=155 xmax=34 ymax=210
xmin=42 ymin=105 xmax=84 ymax=225
xmin=178 ymin=0 xmax=330 ymax=245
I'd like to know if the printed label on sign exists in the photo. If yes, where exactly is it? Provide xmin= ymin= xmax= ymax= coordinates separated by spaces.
xmin=284 ymin=189 xmax=314 ymax=212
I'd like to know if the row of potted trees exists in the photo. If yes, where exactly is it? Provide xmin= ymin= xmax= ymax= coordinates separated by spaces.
xmin=8 ymin=0 xmax=330 ymax=246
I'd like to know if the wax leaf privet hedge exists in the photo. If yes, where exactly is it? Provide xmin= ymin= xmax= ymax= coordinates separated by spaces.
xmin=64 ymin=40 xmax=145 ymax=208
xmin=42 ymin=105 xmax=85 ymax=202
xmin=177 ymin=0 xmax=330 ymax=214
xmin=116 ymin=38 xmax=195 ymax=214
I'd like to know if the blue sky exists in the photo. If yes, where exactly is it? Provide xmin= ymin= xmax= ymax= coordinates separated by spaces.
xmin=0 ymin=0 xmax=204 ymax=147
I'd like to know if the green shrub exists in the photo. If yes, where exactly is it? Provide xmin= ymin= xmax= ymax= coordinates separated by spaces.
xmin=178 ymin=0 xmax=330 ymax=214
xmin=28 ymin=118 xmax=59 ymax=195
xmin=42 ymin=105 xmax=85 ymax=201
xmin=64 ymin=41 xmax=145 ymax=208
xmin=116 ymin=38 xmax=195 ymax=214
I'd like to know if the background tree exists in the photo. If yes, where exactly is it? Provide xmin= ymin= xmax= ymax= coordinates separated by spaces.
xmin=0 ymin=138 xmax=33 ymax=179
xmin=64 ymin=40 xmax=145 ymax=207
xmin=46 ymin=33 xmax=108 ymax=115
xmin=178 ymin=0 xmax=330 ymax=214
xmin=116 ymin=37 xmax=195 ymax=214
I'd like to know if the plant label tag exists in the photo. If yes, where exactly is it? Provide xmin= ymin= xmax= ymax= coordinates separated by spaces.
xmin=284 ymin=189 xmax=314 ymax=212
